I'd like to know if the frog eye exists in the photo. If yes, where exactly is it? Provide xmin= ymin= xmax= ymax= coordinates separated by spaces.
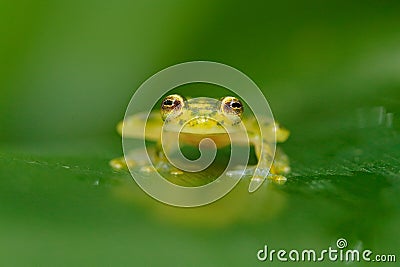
xmin=220 ymin=96 xmax=244 ymax=117
xmin=161 ymin=94 xmax=185 ymax=120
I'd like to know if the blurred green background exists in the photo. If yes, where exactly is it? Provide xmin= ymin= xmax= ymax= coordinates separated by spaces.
xmin=1 ymin=0 xmax=400 ymax=266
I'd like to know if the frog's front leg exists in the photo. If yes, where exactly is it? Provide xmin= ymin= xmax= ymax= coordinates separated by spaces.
xmin=109 ymin=149 xmax=157 ymax=173
xmin=248 ymin=122 xmax=290 ymax=191
xmin=154 ymin=141 xmax=184 ymax=175
xmin=227 ymin=124 xmax=290 ymax=191
xmin=109 ymin=143 xmax=184 ymax=176
xmin=226 ymin=140 xmax=287 ymax=190
xmin=246 ymin=139 xmax=285 ymax=192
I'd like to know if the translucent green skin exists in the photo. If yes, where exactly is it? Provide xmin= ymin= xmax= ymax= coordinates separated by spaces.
xmin=110 ymin=97 xmax=290 ymax=191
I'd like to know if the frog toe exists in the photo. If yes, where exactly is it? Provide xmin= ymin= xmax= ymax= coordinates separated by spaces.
xmin=109 ymin=157 xmax=136 ymax=170
xmin=268 ymin=174 xmax=287 ymax=185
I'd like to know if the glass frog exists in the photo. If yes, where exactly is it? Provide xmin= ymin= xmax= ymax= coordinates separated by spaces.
xmin=110 ymin=94 xmax=290 ymax=192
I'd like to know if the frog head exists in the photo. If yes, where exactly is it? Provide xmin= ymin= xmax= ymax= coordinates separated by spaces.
xmin=160 ymin=94 xmax=244 ymax=135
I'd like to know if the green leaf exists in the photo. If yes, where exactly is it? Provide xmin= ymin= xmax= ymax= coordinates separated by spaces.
xmin=1 ymin=1 xmax=400 ymax=266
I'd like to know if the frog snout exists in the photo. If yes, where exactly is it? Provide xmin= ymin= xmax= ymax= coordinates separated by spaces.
xmin=194 ymin=116 xmax=221 ymax=126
